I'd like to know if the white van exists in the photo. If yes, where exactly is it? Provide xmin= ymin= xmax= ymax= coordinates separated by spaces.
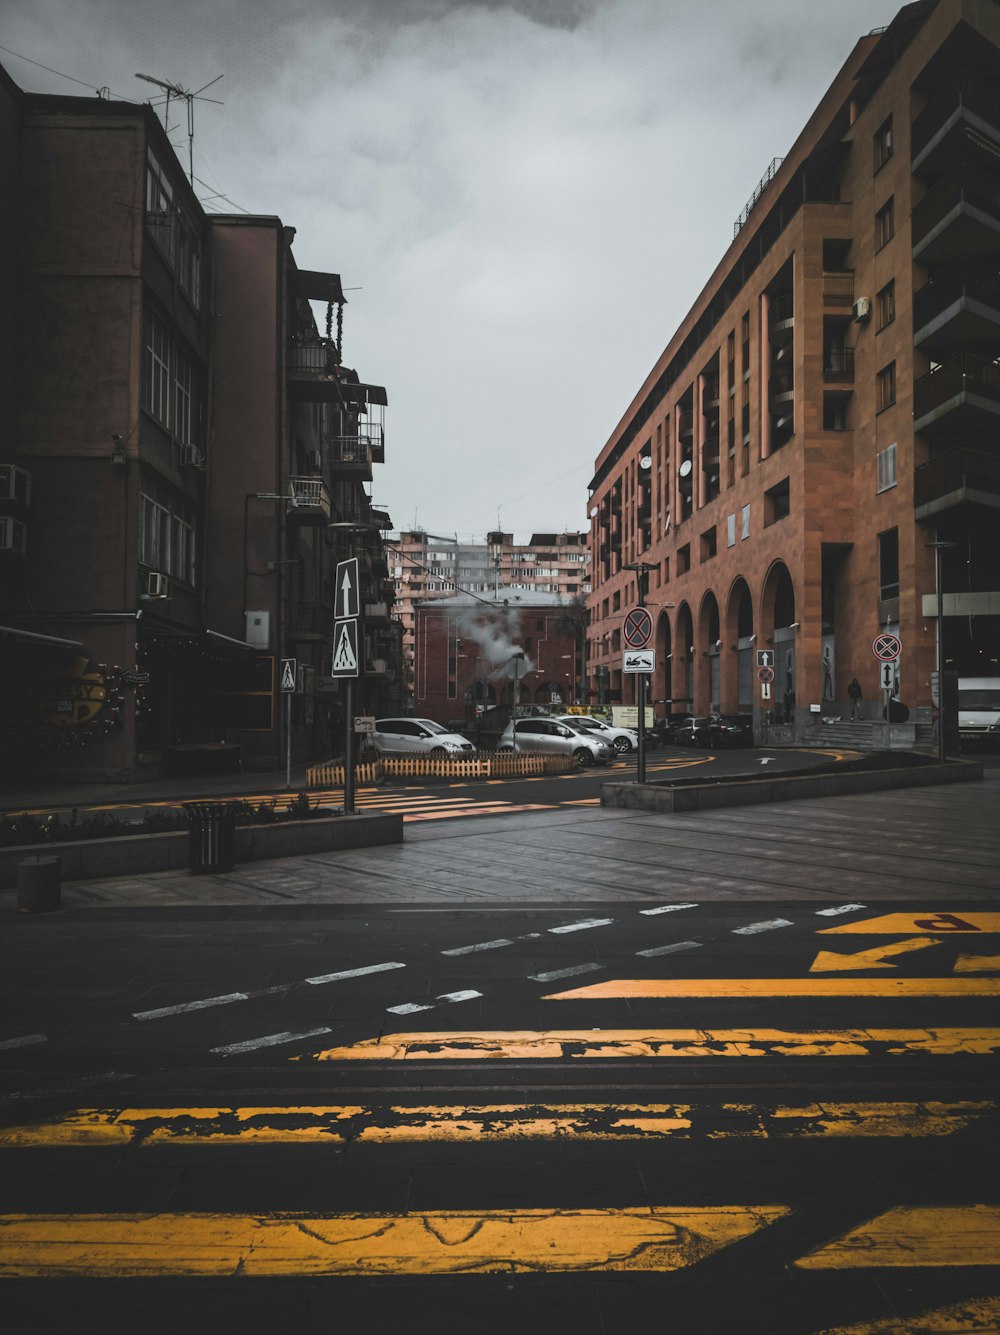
xmin=957 ymin=678 xmax=1000 ymax=747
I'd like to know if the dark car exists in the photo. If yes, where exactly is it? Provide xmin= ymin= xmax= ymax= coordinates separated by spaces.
xmin=676 ymin=713 xmax=755 ymax=748
xmin=652 ymin=713 xmax=696 ymax=746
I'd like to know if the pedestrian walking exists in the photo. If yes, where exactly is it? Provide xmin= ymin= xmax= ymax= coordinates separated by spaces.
xmin=848 ymin=677 xmax=863 ymax=720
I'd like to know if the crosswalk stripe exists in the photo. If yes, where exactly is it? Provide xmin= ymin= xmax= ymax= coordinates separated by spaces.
xmin=1 ymin=1100 xmax=991 ymax=1147
xmin=543 ymin=978 xmax=1000 ymax=1000
xmin=0 ymin=1205 xmax=790 ymax=1276
xmin=796 ymin=1205 xmax=1000 ymax=1269
xmin=297 ymin=1028 xmax=1000 ymax=1061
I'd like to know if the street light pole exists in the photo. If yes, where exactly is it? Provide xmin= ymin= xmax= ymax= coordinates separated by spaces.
xmin=927 ymin=539 xmax=955 ymax=765
xmin=623 ymin=560 xmax=653 ymax=785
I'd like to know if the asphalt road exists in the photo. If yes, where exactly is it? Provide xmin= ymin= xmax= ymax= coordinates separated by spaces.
xmin=2 ymin=893 xmax=998 ymax=1332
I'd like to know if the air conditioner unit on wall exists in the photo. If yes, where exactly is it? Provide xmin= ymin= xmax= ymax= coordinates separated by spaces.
xmin=853 ymin=297 xmax=871 ymax=322
xmin=0 ymin=464 xmax=31 ymax=505
xmin=180 ymin=444 xmax=204 ymax=468
xmin=144 ymin=571 xmax=168 ymax=598
xmin=0 ymin=516 xmax=27 ymax=553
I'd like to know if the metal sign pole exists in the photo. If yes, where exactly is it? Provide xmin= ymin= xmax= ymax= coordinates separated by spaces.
xmin=344 ymin=677 xmax=355 ymax=814
xmin=285 ymin=691 xmax=292 ymax=790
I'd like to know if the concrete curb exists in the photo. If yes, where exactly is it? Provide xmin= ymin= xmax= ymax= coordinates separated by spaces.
xmin=601 ymin=758 xmax=984 ymax=813
xmin=0 ymin=812 xmax=403 ymax=891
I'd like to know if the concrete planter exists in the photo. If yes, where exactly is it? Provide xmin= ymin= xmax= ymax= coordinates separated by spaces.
xmin=0 ymin=811 xmax=402 ymax=892
xmin=601 ymin=758 xmax=983 ymax=814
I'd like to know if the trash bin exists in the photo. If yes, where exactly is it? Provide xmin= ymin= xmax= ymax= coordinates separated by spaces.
xmin=18 ymin=855 xmax=61 ymax=913
xmin=182 ymin=801 xmax=238 ymax=875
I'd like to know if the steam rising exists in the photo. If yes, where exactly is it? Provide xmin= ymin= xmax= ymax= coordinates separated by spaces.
xmin=453 ymin=606 xmax=534 ymax=678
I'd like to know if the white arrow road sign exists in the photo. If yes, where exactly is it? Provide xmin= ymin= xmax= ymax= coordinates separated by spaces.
xmin=335 ymin=558 xmax=360 ymax=620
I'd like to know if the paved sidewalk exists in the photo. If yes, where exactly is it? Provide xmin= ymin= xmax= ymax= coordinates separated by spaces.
xmin=13 ymin=769 xmax=998 ymax=911
xmin=1 ymin=766 xmax=319 ymax=816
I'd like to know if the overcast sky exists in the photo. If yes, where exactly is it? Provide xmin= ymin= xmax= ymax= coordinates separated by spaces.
xmin=4 ymin=0 xmax=901 ymax=542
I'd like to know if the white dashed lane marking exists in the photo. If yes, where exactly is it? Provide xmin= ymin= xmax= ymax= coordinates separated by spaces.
xmin=529 ymin=963 xmax=604 ymax=983
xmin=636 ymin=940 xmax=702 ymax=958
xmin=549 ymin=918 xmax=614 ymax=935
xmin=733 ymin=919 xmax=794 ymax=935
xmin=304 ymin=962 xmax=406 ymax=986
xmin=639 ymin=903 xmax=699 ymax=916
xmin=815 ymin=903 xmax=867 ymax=916
xmin=0 ymin=1034 xmax=47 ymax=1051
xmin=211 ymin=1026 xmax=332 ymax=1057
xmin=387 ymin=989 xmax=483 ymax=1017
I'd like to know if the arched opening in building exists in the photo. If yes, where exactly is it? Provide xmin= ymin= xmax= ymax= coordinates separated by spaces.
xmin=535 ymin=679 xmax=568 ymax=706
xmin=698 ymin=591 xmax=721 ymax=711
xmin=762 ymin=561 xmax=797 ymax=722
xmin=726 ymin=577 xmax=755 ymax=713
xmin=675 ymin=602 xmax=695 ymax=711
xmin=655 ymin=609 xmax=673 ymax=719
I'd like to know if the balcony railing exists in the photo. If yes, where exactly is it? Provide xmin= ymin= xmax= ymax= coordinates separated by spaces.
xmin=287 ymin=338 xmax=338 ymax=376
xmin=287 ymin=476 xmax=331 ymax=521
xmin=769 ymin=293 xmax=794 ymax=326
xmin=911 ymin=67 xmax=1000 ymax=167
xmin=912 ymin=161 xmax=1000 ymax=259
xmin=769 ymin=366 xmax=794 ymax=398
xmin=677 ymin=409 xmax=694 ymax=438
xmin=914 ymin=351 xmax=1000 ymax=430
xmin=823 ymin=347 xmax=855 ymax=382
xmin=915 ymin=446 xmax=1000 ymax=516
xmin=823 ymin=271 xmax=854 ymax=306
xmin=913 ymin=256 xmax=1000 ymax=344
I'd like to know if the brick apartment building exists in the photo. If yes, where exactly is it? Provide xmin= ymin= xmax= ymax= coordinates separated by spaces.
xmin=0 ymin=66 xmax=398 ymax=783
xmin=413 ymin=595 xmax=586 ymax=728
xmin=587 ymin=0 xmax=1000 ymax=743
xmin=391 ymin=529 xmax=590 ymax=708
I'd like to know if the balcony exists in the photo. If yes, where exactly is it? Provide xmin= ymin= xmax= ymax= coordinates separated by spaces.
xmin=287 ymin=476 xmax=331 ymax=523
xmin=912 ymin=161 xmax=1000 ymax=264
xmin=768 ymin=365 xmax=794 ymax=402
xmin=823 ymin=271 xmax=854 ymax=307
xmin=915 ymin=446 xmax=1000 ymax=519
xmin=913 ymin=352 xmax=1000 ymax=434
xmin=329 ymin=434 xmax=374 ymax=479
xmin=823 ymin=347 xmax=855 ymax=383
xmin=913 ymin=256 xmax=1000 ymax=351
xmin=677 ymin=409 xmax=694 ymax=440
xmin=912 ymin=68 xmax=1000 ymax=177
xmin=364 ymin=600 xmax=391 ymax=624
xmin=287 ymin=600 xmax=334 ymax=642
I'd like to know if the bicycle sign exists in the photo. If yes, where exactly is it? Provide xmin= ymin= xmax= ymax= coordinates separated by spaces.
xmin=872 ymin=633 xmax=902 ymax=662
xmin=623 ymin=607 xmax=653 ymax=649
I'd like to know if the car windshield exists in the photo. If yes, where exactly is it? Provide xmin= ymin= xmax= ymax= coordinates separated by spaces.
xmin=562 ymin=720 xmax=592 ymax=734
xmin=420 ymin=720 xmax=451 ymax=735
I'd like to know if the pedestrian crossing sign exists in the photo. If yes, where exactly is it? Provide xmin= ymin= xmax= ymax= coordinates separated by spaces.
xmin=280 ymin=658 xmax=297 ymax=693
xmin=332 ymin=619 xmax=359 ymax=677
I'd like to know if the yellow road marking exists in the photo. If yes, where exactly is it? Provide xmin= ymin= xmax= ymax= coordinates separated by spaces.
xmin=956 ymin=953 xmax=1000 ymax=973
xmin=0 ymin=1205 xmax=789 ymax=1276
xmin=816 ymin=1294 xmax=1000 ymax=1333
xmin=810 ymin=937 xmax=941 ymax=972
xmin=820 ymin=912 xmax=1000 ymax=935
xmin=797 ymin=1205 xmax=1000 ymax=1269
xmin=3 ymin=1100 xmax=991 ymax=1147
xmin=543 ymin=977 xmax=1000 ymax=999
xmin=299 ymin=1028 xmax=1000 ymax=1061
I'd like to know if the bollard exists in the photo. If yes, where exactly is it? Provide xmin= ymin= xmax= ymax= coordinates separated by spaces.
xmin=182 ymin=801 xmax=238 ymax=875
xmin=18 ymin=855 xmax=61 ymax=914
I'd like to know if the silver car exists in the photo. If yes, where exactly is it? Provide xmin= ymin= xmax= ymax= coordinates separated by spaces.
xmin=498 ymin=718 xmax=613 ymax=767
xmin=372 ymin=718 xmax=476 ymax=757
xmin=558 ymin=714 xmax=640 ymax=754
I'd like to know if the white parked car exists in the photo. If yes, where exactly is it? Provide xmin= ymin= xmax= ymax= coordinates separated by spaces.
xmin=498 ymin=718 xmax=613 ymax=767
xmin=557 ymin=714 xmax=640 ymax=754
xmin=372 ymin=718 xmax=476 ymax=757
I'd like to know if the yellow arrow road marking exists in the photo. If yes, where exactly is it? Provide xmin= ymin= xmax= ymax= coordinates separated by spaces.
xmin=298 ymin=1028 xmax=1000 ymax=1061
xmin=796 ymin=1205 xmax=1000 ymax=1269
xmin=816 ymin=1294 xmax=1000 ymax=1333
xmin=2 ymin=1100 xmax=992 ymax=1147
xmin=955 ymin=953 xmax=1000 ymax=973
xmin=819 ymin=912 xmax=1000 ymax=935
xmin=0 ymin=1205 xmax=790 ymax=1277
xmin=809 ymin=937 xmax=940 ymax=972
xmin=542 ymin=977 xmax=1000 ymax=999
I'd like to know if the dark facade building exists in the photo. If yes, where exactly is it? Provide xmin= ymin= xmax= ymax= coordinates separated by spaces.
xmin=0 ymin=67 xmax=397 ymax=782
xmin=587 ymin=0 xmax=1000 ymax=744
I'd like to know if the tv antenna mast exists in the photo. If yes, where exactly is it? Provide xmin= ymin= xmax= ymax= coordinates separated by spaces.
xmin=134 ymin=72 xmax=224 ymax=185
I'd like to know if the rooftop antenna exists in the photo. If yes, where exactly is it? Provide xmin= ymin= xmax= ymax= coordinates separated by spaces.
xmin=135 ymin=72 xmax=224 ymax=185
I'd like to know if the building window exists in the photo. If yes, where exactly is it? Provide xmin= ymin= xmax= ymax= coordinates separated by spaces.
xmin=174 ymin=347 xmax=193 ymax=445
xmin=677 ymin=544 xmax=691 ymax=575
xmin=140 ymin=493 xmax=196 ymax=583
xmin=879 ymin=527 xmax=899 ymax=601
xmin=727 ymin=514 xmax=736 ymax=548
xmin=873 ymin=115 xmax=893 ymax=172
xmin=764 ymin=477 xmax=790 ymax=526
xmin=741 ymin=504 xmax=751 ymax=540
xmin=700 ymin=526 xmax=717 ymax=562
xmin=823 ymin=394 xmax=848 ymax=431
xmin=877 ymin=361 xmax=896 ymax=413
xmin=875 ymin=197 xmax=894 ymax=250
xmin=876 ymin=280 xmax=895 ymax=331
xmin=876 ymin=443 xmax=897 ymax=493
xmin=144 ymin=309 xmax=171 ymax=428
xmin=145 ymin=150 xmax=175 ymax=263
